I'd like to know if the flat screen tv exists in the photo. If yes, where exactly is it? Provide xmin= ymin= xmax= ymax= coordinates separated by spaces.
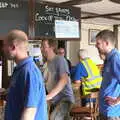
xmin=55 ymin=20 xmax=80 ymax=38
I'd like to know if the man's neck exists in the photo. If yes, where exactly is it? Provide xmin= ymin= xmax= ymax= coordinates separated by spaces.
xmin=47 ymin=52 xmax=56 ymax=62
xmin=15 ymin=54 xmax=28 ymax=64
xmin=106 ymin=47 xmax=114 ymax=55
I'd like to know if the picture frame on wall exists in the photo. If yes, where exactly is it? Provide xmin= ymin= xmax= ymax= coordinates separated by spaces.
xmin=88 ymin=29 xmax=100 ymax=45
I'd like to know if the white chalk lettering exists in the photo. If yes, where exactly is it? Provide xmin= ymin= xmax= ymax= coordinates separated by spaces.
xmin=45 ymin=5 xmax=54 ymax=12
xmin=35 ymin=12 xmax=53 ymax=22
xmin=10 ymin=3 xmax=19 ymax=8
xmin=56 ymin=7 xmax=70 ymax=16
xmin=54 ymin=16 xmax=63 ymax=20
xmin=0 ymin=2 xmax=8 ymax=8
xmin=66 ymin=16 xmax=76 ymax=21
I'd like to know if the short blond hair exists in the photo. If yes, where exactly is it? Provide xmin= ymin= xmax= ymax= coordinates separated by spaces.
xmin=78 ymin=49 xmax=88 ymax=59
xmin=7 ymin=29 xmax=28 ymax=51
xmin=7 ymin=29 xmax=28 ymax=46
xmin=96 ymin=29 xmax=116 ymax=46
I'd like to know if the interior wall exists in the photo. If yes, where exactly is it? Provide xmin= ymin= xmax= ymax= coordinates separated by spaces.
xmin=118 ymin=27 xmax=120 ymax=50
xmin=81 ymin=23 xmax=113 ymax=64
xmin=67 ymin=41 xmax=80 ymax=66
xmin=67 ymin=22 xmax=113 ymax=66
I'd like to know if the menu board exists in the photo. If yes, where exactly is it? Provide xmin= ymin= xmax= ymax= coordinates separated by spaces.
xmin=35 ymin=3 xmax=81 ymax=39
xmin=0 ymin=0 xmax=28 ymax=36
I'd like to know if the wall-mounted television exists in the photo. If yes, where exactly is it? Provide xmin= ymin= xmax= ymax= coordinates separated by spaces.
xmin=55 ymin=20 xmax=80 ymax=38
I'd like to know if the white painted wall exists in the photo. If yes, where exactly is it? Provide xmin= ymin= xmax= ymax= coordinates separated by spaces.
xmin=67 ymin=22 xmax=113 ymax=66
xmin=67 ymin=41 xmax=80 ymax=66
xmin=81 ymin=23 xmax=113 ymax=64
xmin=118 ymin=27 xmax=120 ymax=51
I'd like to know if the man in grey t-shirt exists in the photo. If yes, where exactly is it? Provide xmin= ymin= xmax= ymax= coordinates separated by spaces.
xmin=41 ymin=39 xmax=74 ymax=120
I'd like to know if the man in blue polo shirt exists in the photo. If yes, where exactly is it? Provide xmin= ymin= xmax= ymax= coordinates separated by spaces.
xmin=3 ymin=29 xmax=48 ymax=120
xmin=96 ymin=30 xmax=120 ymax=120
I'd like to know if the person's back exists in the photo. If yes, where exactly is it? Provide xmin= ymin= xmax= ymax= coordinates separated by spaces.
xmin=80 ymin=57 xmax=102 ymax=95
xmin=3 ymin=30 xmax=48 ymax=120
xmin=5 ymin=58 xmax=47 ymax=120
xmin=72 ymin=49 xmax=102 ymax=106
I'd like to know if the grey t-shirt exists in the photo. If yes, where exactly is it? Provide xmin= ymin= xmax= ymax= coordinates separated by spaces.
xmin=47 ymin=55 xmax=74 ymax=104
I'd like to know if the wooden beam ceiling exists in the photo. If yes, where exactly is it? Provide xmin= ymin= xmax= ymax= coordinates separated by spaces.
xmin=38 ymin=0 xmax=120 ymax=21
xmin=81 ymin=12 xmax=120 ymax=20
xmin=110 ymin=0 xmax=120 ymax=4
xmin=81 ymin=11 xmax=120 ymax=21
xmin=59 ymin=0 xmax=102 ymax=6
xmin=39 ymin=1 xmax=57 ymax=5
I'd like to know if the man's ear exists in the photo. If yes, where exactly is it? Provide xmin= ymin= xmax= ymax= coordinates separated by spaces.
xmin=10 ymin=44 xmax=15 ymax=51
xmin=105 ymin=41 xmax=109 ymax=46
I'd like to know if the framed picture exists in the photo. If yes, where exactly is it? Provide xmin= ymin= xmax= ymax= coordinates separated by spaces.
xmin=88 ymin=29 xmax=100 ymax=45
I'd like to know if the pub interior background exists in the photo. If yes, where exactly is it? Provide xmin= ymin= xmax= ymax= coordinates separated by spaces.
xmin=0 ymin=0 xmax=120 ymax=89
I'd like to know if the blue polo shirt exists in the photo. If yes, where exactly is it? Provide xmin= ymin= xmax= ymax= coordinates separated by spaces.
xmin=73 ymin=62 xmax=88 ymax=81
xmin=72 ymin=62 xmax=96 ymax=105
xmin=5 ymin=57 xmax=48 ymax=120
xmin=99 ymin=49 xmax=120 ymax=117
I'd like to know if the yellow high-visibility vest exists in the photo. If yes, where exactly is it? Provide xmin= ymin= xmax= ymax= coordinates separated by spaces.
xmin=81 ymin=58 xmax=102 ymax=95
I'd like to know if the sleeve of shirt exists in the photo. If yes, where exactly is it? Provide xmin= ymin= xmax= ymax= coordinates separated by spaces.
xmin=57 ymin=56 xmax=70 ymax=76
xmin=73 ymin=63 xmax=88 ymax=82
xmin=24 ymin=68 xmax=45 ymax=107
xmin=112 ymin=53 xmax=120 ymax=83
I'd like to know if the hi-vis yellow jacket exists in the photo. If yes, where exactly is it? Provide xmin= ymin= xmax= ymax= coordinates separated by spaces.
xmin=81 ymin=58 xmax=102 ymax=95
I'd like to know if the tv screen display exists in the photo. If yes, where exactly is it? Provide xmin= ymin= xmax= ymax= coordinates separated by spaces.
xmin=55 ymin=20 xmax=80 ymax=38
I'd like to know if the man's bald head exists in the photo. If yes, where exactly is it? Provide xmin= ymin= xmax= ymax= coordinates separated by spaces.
xmin=7 ymin=29 xmax=28 ymax=46
xmin=3 ymin=29 xmax=29 ymax=62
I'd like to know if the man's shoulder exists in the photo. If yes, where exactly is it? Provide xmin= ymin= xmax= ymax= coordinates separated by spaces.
xmin=23 ymin=61 xmax=42 ymax=76
xmin=53 ymin=55 xmax=66 ymax=63
xmin=76 ymin=61 xmax=84 ymax=66
xmin=109 ymin=50 xmax=120 ymax=63
xmin=55 ymin=55 xmax=64 ymax=59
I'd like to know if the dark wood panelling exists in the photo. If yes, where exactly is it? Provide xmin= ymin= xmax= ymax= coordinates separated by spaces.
xmin=59 ymin=0 xmax=102 ymax=6
xmin=110 ymin=0 xmax=120 ymax=4
xmin=81 ymin=12 xmax=120 ymax=20
xmin=81 ymin=11 xmax=120 ymax=21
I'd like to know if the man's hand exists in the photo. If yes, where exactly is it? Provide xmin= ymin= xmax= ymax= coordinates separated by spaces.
xmin=46 ymin=94 xmax=53 ymax=101
xmin=105 ymin=96 xmax=120 ymax=106
xmin=46 ymin=73 xmax=68 ymax=101
xmin=21 ymin=108 xmax=37 ymax=120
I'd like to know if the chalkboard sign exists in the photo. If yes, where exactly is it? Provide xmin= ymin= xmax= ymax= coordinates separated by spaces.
xmin=35 ymin=3 xmax=81 ymax=39
xmin=0 ymin=0 xmax=28 ymax=36
xmin=0 ymin=0 xmax=23 ymax=9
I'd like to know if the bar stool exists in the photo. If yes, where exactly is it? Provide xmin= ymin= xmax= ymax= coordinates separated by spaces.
xmin=70 ymin=91 xmax=99 ymax=120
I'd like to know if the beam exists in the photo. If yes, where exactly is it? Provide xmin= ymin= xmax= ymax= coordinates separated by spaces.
xmin=81 ymin=11 xmax=120 ymax=21
xmin=110 ymin=0 xmax=120 ymax=4
xmin=81 ymin=12 xmax=120 ymax=20
xmin=39 ymin=1 xmax=57 ymax=5
xmin=113 ymin=25 xmax=118 ymax=48
xmin=60 ymin=0 xmax=102 ymax=6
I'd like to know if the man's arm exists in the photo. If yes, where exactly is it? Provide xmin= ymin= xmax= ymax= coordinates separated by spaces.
xmin=46 ymin=73 xmax=68 ymax=100
xmin=21 ymin=107 xmax=36 ymax=120
xmin=73 ymin=80 xmax=81 ymax=84
xmin=72 ymin=63 xmax=88 ymax=84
